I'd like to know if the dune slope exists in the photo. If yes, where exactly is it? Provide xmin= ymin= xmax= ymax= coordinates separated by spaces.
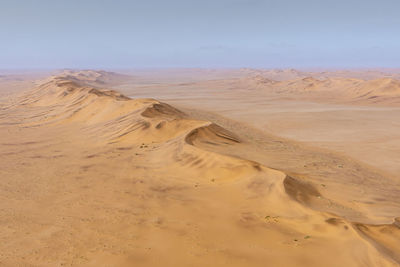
xmin=0 ymin=71 xmax=399 ymax=266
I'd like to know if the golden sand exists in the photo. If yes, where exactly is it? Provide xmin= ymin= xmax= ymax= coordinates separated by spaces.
xmin=0 ymin=70 xmax=399 ymax=266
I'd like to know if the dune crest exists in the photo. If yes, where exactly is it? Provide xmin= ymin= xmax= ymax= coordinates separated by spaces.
xmin=199 ymin=73 xmax=400 ymax=104
xmin=0 ymin=71 xmax=399 ymax=266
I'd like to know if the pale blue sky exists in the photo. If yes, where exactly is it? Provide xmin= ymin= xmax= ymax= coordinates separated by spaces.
xmin=1 ymin=0 xmax=399 ymax=68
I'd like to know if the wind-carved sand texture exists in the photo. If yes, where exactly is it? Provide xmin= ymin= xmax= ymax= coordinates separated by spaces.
xmin=112 ymin=68 xmax=400 ymax=175
xmin=0 ymin=70 xmax=399 ymax=266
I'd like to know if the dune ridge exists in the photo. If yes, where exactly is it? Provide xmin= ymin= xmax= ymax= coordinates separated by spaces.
xmin=163 ymin=72 xmax=400 ymax=106
xmin=0 ymin=70 xmax=399 ymax=266
xmin=245 ymin=74 xmax=400 ymax=104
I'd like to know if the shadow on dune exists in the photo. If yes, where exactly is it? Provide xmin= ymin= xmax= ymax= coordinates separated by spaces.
xmin=9 ymin=70 xmax=400 ymax=266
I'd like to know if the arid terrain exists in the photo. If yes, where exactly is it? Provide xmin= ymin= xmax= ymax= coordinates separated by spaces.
xmin=0 ymin=69 xmax=399 ymax=266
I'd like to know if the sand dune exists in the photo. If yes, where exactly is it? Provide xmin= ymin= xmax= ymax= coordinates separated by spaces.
xmin=190 ymin=68 xmax=400 ymax=102
xmin=233 ymin=74 xmax=400 ymax=104
xmin=133 ymin=70 xmax=400 ymax=105
xmin=0 ymin=70 xmax=399 ymax=266
xmin=58 ymin=69 xmax=133 ymax=87
xmin=238 ymin=68 xmax=400 ymax=81
xmin=356 ymin=78 xmax=400 ymax=97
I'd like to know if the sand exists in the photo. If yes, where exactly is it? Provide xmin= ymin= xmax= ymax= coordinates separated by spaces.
xmin=0 ymin=69 xmax=399 ymax=266
xmin=113 ymin=69 xmax=400 ymax=175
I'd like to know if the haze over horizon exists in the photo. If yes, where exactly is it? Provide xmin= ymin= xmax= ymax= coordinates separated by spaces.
xmin=1 ymin=0 xmax=400 ymax=69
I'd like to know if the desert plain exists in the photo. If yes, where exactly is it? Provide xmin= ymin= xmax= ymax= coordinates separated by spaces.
xmin=0 ymin=68 xmax=400 ymax=266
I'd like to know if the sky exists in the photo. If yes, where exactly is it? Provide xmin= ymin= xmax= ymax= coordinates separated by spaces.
xmin=1 ymin=0 xmax=399 ymax=69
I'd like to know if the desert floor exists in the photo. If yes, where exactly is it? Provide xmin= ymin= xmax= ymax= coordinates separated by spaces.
xmin=0 ymin=69 xmax=399 ymax=266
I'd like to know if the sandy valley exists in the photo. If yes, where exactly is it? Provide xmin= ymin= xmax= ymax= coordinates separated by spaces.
xmin=0 ymin=69 xmax=399 ymax=266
